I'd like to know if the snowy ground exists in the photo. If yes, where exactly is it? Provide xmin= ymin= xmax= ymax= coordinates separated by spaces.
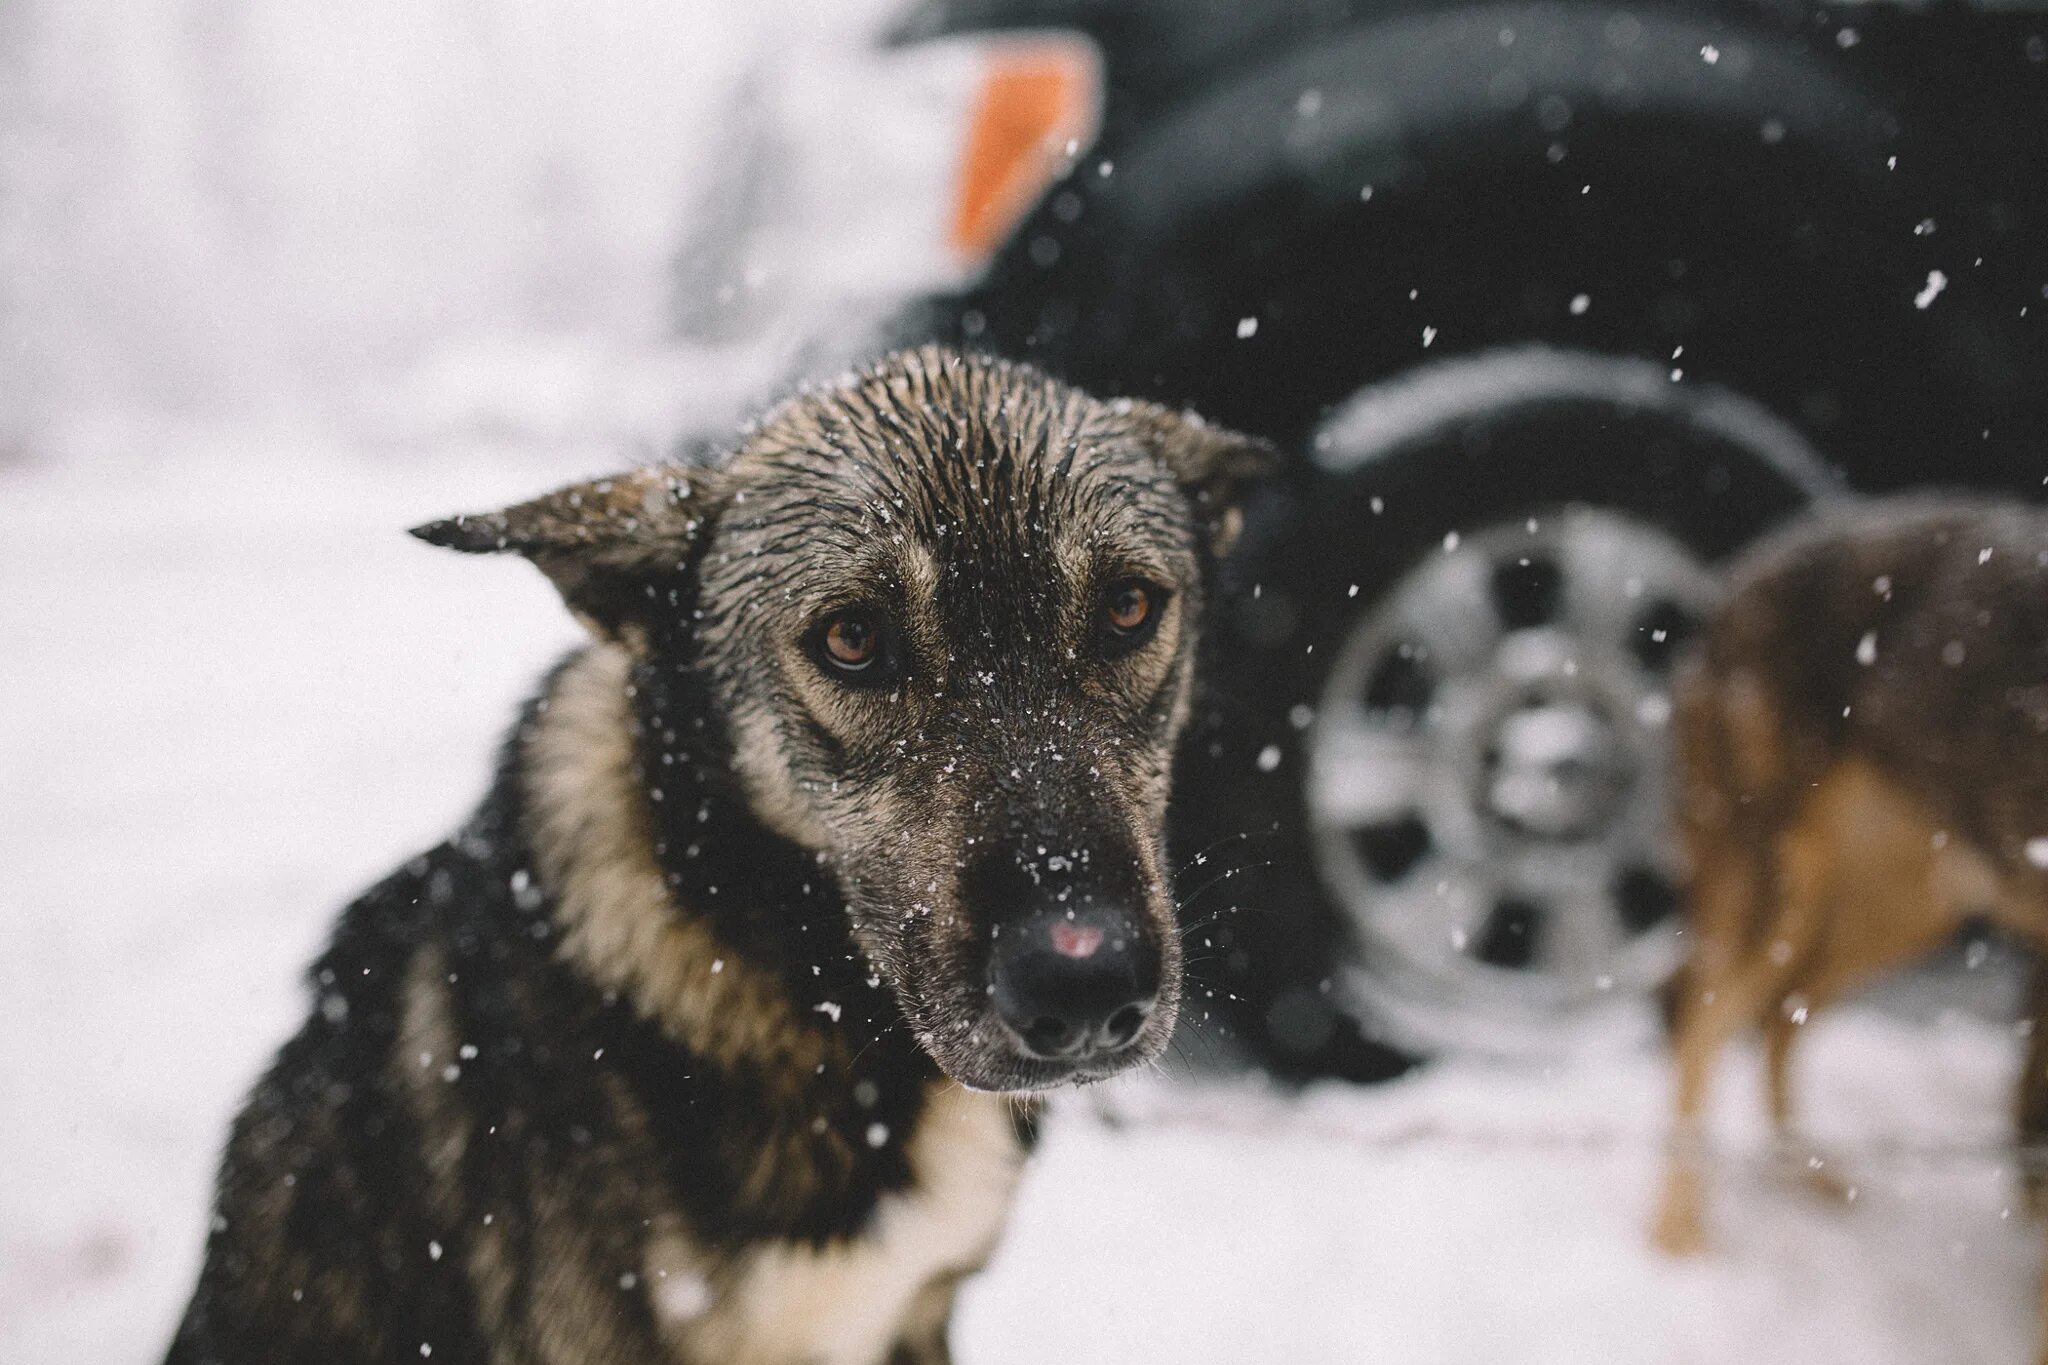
xmin=5 ymin=429 xmax=2044 ymax=1365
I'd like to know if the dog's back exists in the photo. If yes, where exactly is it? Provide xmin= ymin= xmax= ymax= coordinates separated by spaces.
xmin=1680 ymin=499 xmax=2048 ymax=874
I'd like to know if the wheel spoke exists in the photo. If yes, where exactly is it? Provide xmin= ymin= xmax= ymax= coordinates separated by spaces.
xmin=1552 ymin=512 xmax=1662 ymax=654
xmin=1387 ymin=549 xmax=1508 ymax=680
xmin=1551 ymin=510 xmax=1717 ymax=665
xmin=1310 ymin=711 xmax=1434 ymax=829
xmin=1529 ymin=806 xmax=1689 ymax=990
xmin=1545 ymin=885 xmax=1629 ymax=991
xmin=1602 ymin=783 xmax=1684 ymax=884
xmin=1351 ymin=856 xmax=1496 ymax=976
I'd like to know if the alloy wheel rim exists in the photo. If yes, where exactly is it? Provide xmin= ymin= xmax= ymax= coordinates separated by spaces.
xmin=1308 ymin=507 xmax=1718 ymax=1051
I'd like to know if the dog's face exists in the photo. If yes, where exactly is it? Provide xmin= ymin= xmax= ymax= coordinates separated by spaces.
xmin=419 ymin=348 xmax=1271 ymax=1090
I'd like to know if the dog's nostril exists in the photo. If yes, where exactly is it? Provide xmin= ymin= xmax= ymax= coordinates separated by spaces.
xmin=1100 ymin=1001 xmax=1150 ymax=1051
xmin=1022 ymin=1016 xmax=1085 ymax=1058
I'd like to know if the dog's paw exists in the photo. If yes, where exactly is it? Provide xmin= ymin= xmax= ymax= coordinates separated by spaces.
xmin=1774 ymin=1141 xmax=1858 ymax=1206
xmin=1651 ymin=1171 xmax=1710 ymax=1257
xmin=1799 ymin=1159 xmax=1859 ymax=1207
xmin=2021 ymin=1168 xmax=2048 ymax=1221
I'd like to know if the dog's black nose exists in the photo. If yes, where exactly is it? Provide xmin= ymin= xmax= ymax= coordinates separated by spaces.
xmin=988 ymin=905 xmax=1159 ymax=1060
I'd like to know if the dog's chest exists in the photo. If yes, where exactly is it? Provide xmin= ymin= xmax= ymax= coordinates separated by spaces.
xmin=657 ymin=1087 xmax=1024 ymax=1365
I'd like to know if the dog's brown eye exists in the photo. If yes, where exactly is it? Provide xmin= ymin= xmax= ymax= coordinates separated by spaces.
xmin=1106 ymin=583 xmax=1152 ymax=633
xmin=1100 ymin=580 xmax=1168 ymax=656
xmin=823 ymin=615 xmax=878 ymax=670
xmin=809 ymin=609 xmax=901 ymax=689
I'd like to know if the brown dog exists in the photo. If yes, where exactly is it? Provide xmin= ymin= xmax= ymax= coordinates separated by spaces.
xmin=1651 ymin=495 xmax=2048 ymax=1343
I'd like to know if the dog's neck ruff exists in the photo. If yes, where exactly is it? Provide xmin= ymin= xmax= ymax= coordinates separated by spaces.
xmin=520 ymin=643 xmax=921 ymax=1083
xmin=523 ymin=644 xmax=815 ymax=1074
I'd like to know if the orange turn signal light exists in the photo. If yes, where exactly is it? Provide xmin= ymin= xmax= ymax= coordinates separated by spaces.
xmin=948 ymin=36 xmax=1103 ymax=266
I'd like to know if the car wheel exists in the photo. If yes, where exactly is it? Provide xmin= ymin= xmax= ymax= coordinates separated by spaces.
xmin=1174 ymin=348 xmax=1840 ymax=1069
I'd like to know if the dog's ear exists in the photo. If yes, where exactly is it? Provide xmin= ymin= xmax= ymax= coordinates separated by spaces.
xmin=1129 ymin=402 xmax=1280 ymax=555
xmin=412 ymin=465 xmax=725 ymax=641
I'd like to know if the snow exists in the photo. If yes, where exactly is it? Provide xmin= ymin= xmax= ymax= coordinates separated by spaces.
xmin=4 ymin=4 xmax=2045 ymax=1361
xmin=963 ymin=1010 xmax=2040 ymax=1365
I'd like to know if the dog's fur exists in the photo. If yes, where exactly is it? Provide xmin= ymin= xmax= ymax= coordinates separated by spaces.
xmin=1650 ymin=498 xmax=2048 ymax=1314
xmin=165 ymin=346 xmax=1272 ymax=1365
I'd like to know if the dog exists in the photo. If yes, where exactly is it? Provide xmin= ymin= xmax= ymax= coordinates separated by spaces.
xmin=2023 ymin=960 xmax=2048 ymax=1213
xmin=164 ymin=346 xmax=1273 ymax=1365
xmin=1650 ymin=498 xmax=2048 ymax=1295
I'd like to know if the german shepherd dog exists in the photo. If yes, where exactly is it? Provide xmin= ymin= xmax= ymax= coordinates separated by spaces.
xmin=1650 ymin=499 xmax=2048 ymax=1293
xmin=165 ymin=346 xmax=1273 ymax=1365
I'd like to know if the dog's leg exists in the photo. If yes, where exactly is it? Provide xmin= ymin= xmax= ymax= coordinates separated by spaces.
xmin=2018 ymin=956 xmax=2048 ymax=1217
xmin=1764 ymin=990 xmax=1850 ymax=1203
xmin=1657 ymin=956 xmax=1781 ymax=1248
xmin=1760 ymin=820 xmax=1868 ymax=1211
xmin=1761 ymin=896 xmax=1858 ymax=1205
xmin=1655 ymin=847 xmax=1748 ymax=1257
xmin=1657 ymin=680 xmax=1767 ymax=1258
xmin=1762 ymin=997 xmax=1800 ymax=1137
xmin=2036 ymin=1231 xmax=2048 ymax=1365
xmin=1656 ymin=816 xmax=1829 ymax=1256
xmin=884 ymin=1272 xmax=965 ymax=1365
xmin=1762 ymin=975 xmax=1859 ymax=1205
xmin=1656 ymin=952 xmax=1787 ymax=1255
xmin=887 ymin=1334 xmax=953 ymax=1365
xmin=2024 ymin=938 xmax=2048 ymax=1363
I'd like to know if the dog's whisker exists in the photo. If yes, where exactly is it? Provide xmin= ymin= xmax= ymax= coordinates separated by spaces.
xmin=1172 ymin=1019 xmax=1226 ymax=1061
xmin=1176 ymin=902 xmax=1259 ymax=942
xmin=1174 ymin=859 xmax=1276 ymax=915
xmin=1171 ymin=828 xmax=1273 ymax=877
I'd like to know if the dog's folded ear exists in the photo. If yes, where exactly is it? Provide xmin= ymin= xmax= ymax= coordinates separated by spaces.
xmin=412 ymin=465 xmax=725 ymax=641
xmin=1129 ymin=403 xmax=1280 ymax=554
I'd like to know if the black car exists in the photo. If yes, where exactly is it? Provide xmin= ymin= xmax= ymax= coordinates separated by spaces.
xmin=879 ymin=0 xmax=2048 ymax=1077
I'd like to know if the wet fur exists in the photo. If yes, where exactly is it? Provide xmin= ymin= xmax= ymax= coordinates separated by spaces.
xmin=166 ymin=347 xmax=1270 ymax=1364
xmin=1652 ymin=496 xmax=2048 ymax=1356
